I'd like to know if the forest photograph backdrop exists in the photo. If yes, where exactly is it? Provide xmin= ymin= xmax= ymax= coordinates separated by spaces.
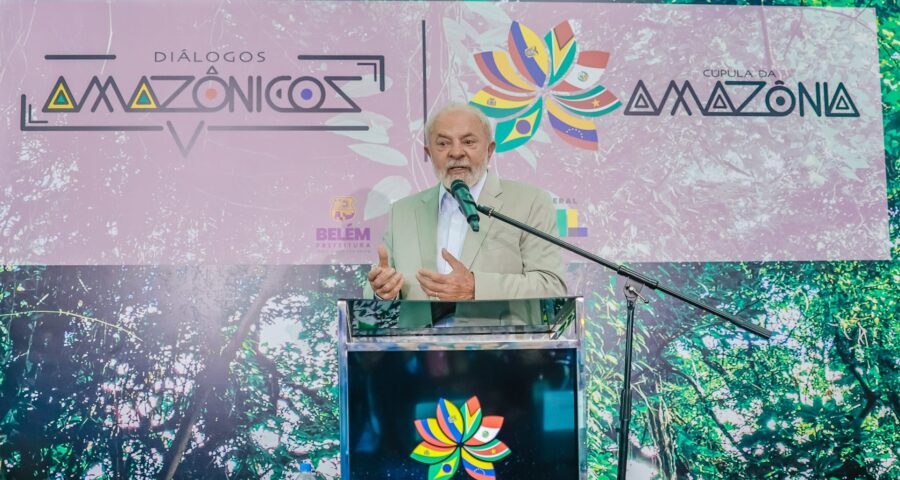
xmin=1 ymin=0 xmax=898 ymax=478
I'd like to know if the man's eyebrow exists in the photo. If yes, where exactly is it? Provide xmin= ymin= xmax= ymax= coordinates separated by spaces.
xmin=432 ymin=132 xmax=481 ymax=141
xmin=435 ymin=132 xmax=478 ymax=138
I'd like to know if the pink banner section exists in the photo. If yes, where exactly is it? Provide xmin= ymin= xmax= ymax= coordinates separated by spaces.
xmin=0 ymin=2 xmax=888 ymax=264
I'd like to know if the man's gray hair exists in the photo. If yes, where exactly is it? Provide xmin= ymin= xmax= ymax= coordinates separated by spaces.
xmin=424 ymin=102 xmax=494 ymax=145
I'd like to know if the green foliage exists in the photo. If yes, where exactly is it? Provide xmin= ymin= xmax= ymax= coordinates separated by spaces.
xmin=0 ymin=265 xmax=360 ymax=479
xmin=583 ymin=259 xmax=900 ymax=479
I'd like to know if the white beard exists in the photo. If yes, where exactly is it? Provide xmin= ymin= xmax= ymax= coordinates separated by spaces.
xmin=435 ymin=160 xmax=487 ymax=189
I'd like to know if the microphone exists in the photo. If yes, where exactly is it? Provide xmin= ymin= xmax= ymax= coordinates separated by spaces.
xmin=450 ymin=179 xmax=480 ymax=232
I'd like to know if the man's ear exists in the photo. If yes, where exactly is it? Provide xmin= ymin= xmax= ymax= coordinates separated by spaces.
xmin=424 ymin=145 xmax=432 ymax=161
xmin=487 ymin=140 xmax=496 ymax=160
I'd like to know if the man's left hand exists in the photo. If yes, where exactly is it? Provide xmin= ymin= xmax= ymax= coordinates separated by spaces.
xmin=416 ymin=249 xmax=475 ymax=300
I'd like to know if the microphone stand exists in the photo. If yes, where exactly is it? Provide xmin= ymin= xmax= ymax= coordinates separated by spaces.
xmin=472 ymin=202 xmax=772 ymax=480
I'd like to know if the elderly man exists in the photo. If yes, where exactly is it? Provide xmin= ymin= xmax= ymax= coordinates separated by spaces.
xmin=367 ymin=103 xmax=566 ymax=301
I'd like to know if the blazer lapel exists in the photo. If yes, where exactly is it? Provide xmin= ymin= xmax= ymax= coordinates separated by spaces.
xmin=460 ymin=172 xmax=503 ymax=268
xmin=415 ymin=186 xmax=439 ymax=271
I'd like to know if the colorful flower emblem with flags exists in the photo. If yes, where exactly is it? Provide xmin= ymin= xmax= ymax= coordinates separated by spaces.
xmin=410 ymin=396 xmax=511 ymax=480
xmin=470 ymin=20 xmax=620 ymax=152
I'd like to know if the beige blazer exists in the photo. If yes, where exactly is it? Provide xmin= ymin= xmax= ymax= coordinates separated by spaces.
xmin=381 ymin=171 xmax=567 ymax=301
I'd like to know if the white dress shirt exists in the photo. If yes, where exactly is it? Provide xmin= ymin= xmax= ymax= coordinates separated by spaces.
xmin=436 ymin=172 xmax=488 ymax=274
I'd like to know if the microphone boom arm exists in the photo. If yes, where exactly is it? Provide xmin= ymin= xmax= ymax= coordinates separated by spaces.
xmin=473 ymin=203 xmax=772 ymax=338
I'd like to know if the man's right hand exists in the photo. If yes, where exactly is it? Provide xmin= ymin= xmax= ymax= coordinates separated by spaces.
xmin=368 ymin=245 xmax=403 ymax=299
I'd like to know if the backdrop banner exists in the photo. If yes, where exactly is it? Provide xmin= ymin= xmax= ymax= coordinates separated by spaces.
xmin=1 ymin=2 xmax=898 ymax=479
xmin=0 ymin=2 xmax=889 ymax=264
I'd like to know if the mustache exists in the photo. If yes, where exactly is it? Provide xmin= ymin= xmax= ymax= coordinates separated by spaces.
xmin=445 ymin=162 xmax=470 ymax=169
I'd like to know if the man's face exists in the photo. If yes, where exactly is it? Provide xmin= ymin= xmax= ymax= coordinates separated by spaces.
xmin=424 ymin=109 xmax=496 ymax=188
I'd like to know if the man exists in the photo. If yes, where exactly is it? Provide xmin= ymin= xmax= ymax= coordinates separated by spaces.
xmin=367 ymin=103 xmax=566 ymax=301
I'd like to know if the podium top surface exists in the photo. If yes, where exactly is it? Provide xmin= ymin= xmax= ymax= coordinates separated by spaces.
xmin=338 ymin=297 xmax=583 ymax=347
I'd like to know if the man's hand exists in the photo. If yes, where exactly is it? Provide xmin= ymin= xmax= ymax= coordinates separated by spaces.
xmin=368 ymin=245 xmax=403 ymax=299
xmin=416 ymin=249 xmax=475 ymax=300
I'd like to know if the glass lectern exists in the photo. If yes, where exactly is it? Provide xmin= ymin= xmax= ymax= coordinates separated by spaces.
xmin=337 ymin=297 xmax=586 ymax=480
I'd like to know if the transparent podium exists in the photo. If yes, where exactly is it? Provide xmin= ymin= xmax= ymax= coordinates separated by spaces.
xmin=337 ymin=297 xmax=586 ymax=479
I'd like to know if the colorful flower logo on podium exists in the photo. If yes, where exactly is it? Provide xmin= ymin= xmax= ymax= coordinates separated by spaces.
xmin=470 ymin=21 xmax=620 ymax=152
xmin=410 ymin=396 xmax=511 ymax=479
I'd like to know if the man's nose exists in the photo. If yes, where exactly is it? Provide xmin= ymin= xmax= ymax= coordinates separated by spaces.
xmin=449 ymin=141 xmax=465 ymax=157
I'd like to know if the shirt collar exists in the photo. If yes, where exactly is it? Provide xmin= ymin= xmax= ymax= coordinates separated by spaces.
xmin=439 ymin=171 xmax=488 ymax=213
